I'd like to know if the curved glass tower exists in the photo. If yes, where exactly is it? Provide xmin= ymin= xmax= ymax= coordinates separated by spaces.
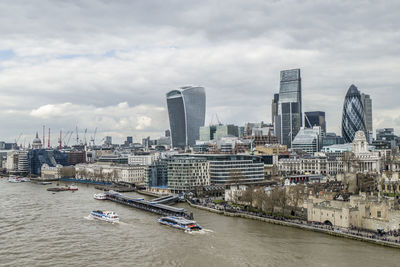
xmin=166 ymin=86 xmax=206 ymax=148
xmin=342 ymin=84 xmax=367 ymax=143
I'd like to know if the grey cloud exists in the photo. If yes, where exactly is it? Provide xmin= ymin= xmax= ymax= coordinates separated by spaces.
xmin=0 ymin=0 xmax=399 ymax=143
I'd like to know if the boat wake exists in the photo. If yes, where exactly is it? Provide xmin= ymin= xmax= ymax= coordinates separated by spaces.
xmin=84 ymin=215 xmax=121 ymax=224
xmin=84 ymin=215 xmax=94 ymax=220
xmin=186 ymin=228 xmax=214 ymax=235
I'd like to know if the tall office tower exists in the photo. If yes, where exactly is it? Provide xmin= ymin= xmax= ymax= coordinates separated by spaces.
xmin=361 ymin=93 xmax=373 ymax=142
xmin=305 ymin=111 xmax=326 ymax=136
xmin=166 ymin=86 xmax=206 ymax=149
xmin=271 ymin=93 xmax=279 ymax=124
xmin=342 ymin=84 xmax=367 ymax=143
xmin=275 ymin=69 xmax=302 ymax=148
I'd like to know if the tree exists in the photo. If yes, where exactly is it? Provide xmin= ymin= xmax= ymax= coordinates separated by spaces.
xmin=60 ymin=167 xmax=76 ymax=178
xmin=241 ymin=186 xmax=253 ymax=204
xmin=288 ymin=184 xmax=305 ymax=216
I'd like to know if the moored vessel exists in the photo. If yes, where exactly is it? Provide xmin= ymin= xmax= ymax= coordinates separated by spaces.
xmin=8 ymin=176 xmax=21 ymax=183
xmin=47 ymin=187 xmax=68 ymax=192
xmin=90 ymin=210 xmax=119 ymax=223
xmin=158 ymin=216 xmax=202 ymax=232
xmin=68 ymin=185 xmax=78 ymax=191
xmin=93 ymin=193 xmax=107 ymax=200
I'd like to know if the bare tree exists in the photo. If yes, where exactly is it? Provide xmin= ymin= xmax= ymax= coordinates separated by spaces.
xmin=288 ymin=184 xmax=305 ymax=215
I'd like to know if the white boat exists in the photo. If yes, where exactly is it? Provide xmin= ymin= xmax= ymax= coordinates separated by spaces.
xmin=90 ymin=210 xmax=119 ymax=223
xmin=8 ymin=176 xmax=21 ymax=183
xmin=93 ymin=193 xmax=107 ymax=200
xmin=68 ymin=185 xmax=78 ymax=191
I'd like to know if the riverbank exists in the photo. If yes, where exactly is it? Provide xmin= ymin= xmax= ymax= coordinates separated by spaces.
xmin=187 ymin=201 xmax=400 ymax=249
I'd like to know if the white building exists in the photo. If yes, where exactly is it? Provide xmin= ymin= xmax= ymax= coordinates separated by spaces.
xmin=350 ymin=131 xmax=381 ymax=173
xmin=128 ymin=154 xmax=155 ymax=166
xmin=75 ymin=163 xmax=147 ymax=184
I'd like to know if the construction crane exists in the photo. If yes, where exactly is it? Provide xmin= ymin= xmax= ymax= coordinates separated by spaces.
xmin=15 ymin=133 xmax=23 ymax=144
xmin=62 ymin=131 xmax=70 ymax=146
xmin=76 ymin=126 xmax=79 ymax=145
xmin=84 ymin=128 xmax=88 ymax=146
xmin=66 ymin=131 xmax=74 ymax=147
xmin=90 ymin=127 xmax=97 ymax=147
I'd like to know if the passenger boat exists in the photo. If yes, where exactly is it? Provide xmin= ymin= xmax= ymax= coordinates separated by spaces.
xmin=90 ymin=210 xmax=119 ymax=223
xmin=68 ymin=185 xmax=78 ymax=191
xmin=158 ymin=216 xmax=202 ymax=232
xmin=8 ymin=176 xmax=21 ymax=183
xmin=93 ymin=193 xmax=107 ymax=200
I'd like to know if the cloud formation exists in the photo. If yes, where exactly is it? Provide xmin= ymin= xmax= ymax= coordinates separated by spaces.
xmin=0 ymin=0 xmax=399 ymax=144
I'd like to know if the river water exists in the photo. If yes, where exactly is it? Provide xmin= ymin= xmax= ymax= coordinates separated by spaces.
xmin=1 ymin=179 xmax=400 ymax=267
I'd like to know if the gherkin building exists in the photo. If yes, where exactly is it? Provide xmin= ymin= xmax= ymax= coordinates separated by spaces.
xmin=341 ymin=84 xmax=367 ymax=143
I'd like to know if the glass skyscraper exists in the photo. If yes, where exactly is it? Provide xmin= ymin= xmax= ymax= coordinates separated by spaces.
xmin=341 ymin=84 xmax=367 ymax=143
xmin=305 ymin=111 xmax=326 ymax=136
xmin=166 ymin=86 xmax=206 ymax=149
xmin=275 ymin=69 xmax=302 ymax=148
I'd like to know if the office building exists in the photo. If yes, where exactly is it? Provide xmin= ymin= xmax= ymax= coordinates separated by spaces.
xmin=214 ymin=124 xmax=239 ymax=141
xmin=146 ymin=159 xmax=168 ymax=187
xmin=292 ymin=126 xmax=322 ymax=154
xmin=275 ymin=69 xmax=302 ymax=148
xmin=104 ymin=136 xmax=112 ymax=146
xmin=167 ymin=157 xmax=210 ymax=193
xmin=175 ymin=154 xmax=264 ymax=185
xmin=305 ymin=111 xmax=326 ymax=136
xmin=361 ymin=93 xmax=373 ymax=142
xmin=341 ymin=84 xmax=367 ymax=143
xmin=322 ymin=133 xmax=345 ymax=148
xmin=271 ymin=93 xmax=279 ymax=124
xmin=126 ymin=136 xmax=133 ymax=144
xmin=199 ymin=125 xmax=217 ymax=141
xmin=166 ymin=86 xmax=206 ymax=148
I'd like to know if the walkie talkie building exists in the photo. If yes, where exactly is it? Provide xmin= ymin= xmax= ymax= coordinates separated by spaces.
xmin=341 ymin=84 xmax=367 ymax=143
xmin=166 ymin=86 xmax=206 ymax=149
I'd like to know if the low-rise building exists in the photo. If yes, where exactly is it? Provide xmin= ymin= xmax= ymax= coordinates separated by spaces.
xmin=41 ymin=164 xmax=63 ymax=180
xmin=75 ymin=163 xmax=146 ymax=184
xmin=307 ymin=194 xmax=400 ymax=232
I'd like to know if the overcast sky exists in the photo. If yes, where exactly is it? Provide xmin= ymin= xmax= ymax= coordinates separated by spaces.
xmin=0 ymin=0 xmax=399 ymax=145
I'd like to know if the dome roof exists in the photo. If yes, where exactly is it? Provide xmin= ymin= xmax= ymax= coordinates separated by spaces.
xmin=32 ymin=132 xmax=41 ymax=144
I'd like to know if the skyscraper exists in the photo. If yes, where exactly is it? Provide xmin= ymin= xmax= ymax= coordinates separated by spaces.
xmin=275 ymin=69 xmax=302 ymax=147
xmin=166 ymin=86 xmax=206 ymax=148
xmin=342 ymin=84 xmax=367 ymax=143
xmin=361 ymin=93 xmax=373 ymax=142
xmin=271 ymin=93 xmax=279 ymax=125
xmin=305 ymin=111 xmax=326 ymax=136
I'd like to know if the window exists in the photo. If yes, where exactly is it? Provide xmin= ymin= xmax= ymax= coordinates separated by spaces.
xmin=377 ymin=211 xmax=381 ymax=218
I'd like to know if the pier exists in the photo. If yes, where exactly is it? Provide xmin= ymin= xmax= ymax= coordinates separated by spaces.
xmin=105 ymin=191 xmax=193 ymax=219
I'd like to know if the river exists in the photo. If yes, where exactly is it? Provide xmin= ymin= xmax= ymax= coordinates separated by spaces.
xmin=1 ymin=179 xmax=400 ymax=267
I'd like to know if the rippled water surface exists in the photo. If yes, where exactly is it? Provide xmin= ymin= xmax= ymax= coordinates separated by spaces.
xmin=1 ymin=179 xmax=400 ymax=267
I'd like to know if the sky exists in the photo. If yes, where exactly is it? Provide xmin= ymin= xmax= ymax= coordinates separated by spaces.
xmin=0 ymin=0 xmax=399 ymax=146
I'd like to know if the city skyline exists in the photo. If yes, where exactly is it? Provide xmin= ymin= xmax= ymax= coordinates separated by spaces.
xmin=0 ymin=1 xmax=399 ymax=143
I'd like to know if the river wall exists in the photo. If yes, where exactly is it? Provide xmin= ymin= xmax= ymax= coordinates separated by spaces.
xmin=187 ymin=201 xmax=400 ymax=249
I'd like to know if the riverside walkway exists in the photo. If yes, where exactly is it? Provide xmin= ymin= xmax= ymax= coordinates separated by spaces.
xmin=187 ymin=200 xmax=400 ymax=249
